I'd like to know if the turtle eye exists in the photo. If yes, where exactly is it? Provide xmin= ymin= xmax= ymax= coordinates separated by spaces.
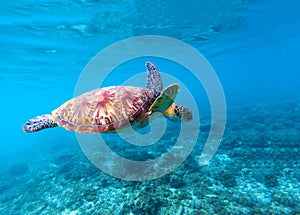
xmin=174 ymin=108 xmax=179 ymax=115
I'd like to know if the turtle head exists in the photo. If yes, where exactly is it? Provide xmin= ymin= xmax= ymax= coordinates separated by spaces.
xmin=164 ymin=103 xmax=192 ymax=122
xmin=22 ymin=114 xmax=57 ymax=133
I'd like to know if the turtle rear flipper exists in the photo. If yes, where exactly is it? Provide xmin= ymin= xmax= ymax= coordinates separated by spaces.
xmin=164 ymin=103 xmax=192 ymax=122
xmin=22 ymin=114 xmax=57 ymax=132
xmin=150 ymin=83 xmax=179 ymax=113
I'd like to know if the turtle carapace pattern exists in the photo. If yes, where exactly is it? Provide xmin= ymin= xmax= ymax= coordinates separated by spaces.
xmin=22 ymin=62 xmax=192 ymax=133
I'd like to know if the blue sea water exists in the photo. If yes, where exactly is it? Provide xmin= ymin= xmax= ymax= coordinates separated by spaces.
xmin=0 ymin=0 xmax=300 ymax=214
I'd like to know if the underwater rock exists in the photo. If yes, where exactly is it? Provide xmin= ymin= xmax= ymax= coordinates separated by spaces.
xmin=100 ymin=179 xmax=111 ymax=188
xmin=170 ymin=179 xmax=186 ymax=189
xmin=234 ymin=129 xmax=270 ymax=148
xmin=176 ymin=205 xmax=184 ymax=215
xmin=1 ymin=101 xmax=300 ymax=214
xmin=123 ymin=186 xmax=169 ymax=215
xmin=82 ymin=188 xmax=98 ymax=203
xmin=0 ymin=183 xmax=12 ymax=194
xmin=131 ymin=197 xmax=163 ymax=215
xmin=200 ymin=123 xmax=211 ymax=132
xmin=119 ymin=204 xmax=131 ymax=215
xmin=270 ymin=129 xmax=300 ymax=147
xmin=216 ymin=171 xmax=237 ymax=188
xmin=63 ymin=171 xmax=83 ymax=181
xmin=274 ymin=191 xmax=298 ymax=208
xmin=57 ymin=162 xmax=74 ymax=174
xmin=294 ymin=171 xmax=300 ymax=182
xmin=183 ymin=158 xmax=199 ymax=173
xmin=170 ymin=174 xmax=187 ymax=189
xmin=264 ymin=173 xmax=279 ymax=188
xmin=7 ymin=163 xmax=29 ymax=176
xmin=53 ymin=154 xmax=75 ymax=165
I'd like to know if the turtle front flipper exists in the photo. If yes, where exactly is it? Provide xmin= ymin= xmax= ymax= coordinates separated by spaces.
xmin=150 ymin=83 xmax=179 ymax=113
xmin=145 ymin=61 xmax=163 ymax=97
xmin=22 ymin=114 xmax=57 ymax=133
xmin=164 ymin=103 xmax=193 ymax=122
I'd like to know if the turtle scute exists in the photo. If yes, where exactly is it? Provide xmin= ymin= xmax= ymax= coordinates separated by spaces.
xmin=51 ymin=86 xmax=154 ymax=133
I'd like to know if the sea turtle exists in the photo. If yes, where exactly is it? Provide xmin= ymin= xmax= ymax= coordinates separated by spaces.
xmin=22 ymin=62 xmax=192 ymax=133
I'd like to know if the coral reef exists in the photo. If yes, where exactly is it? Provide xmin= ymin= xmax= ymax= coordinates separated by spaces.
xmin=0 ymin=101 xmax=299 ymax=214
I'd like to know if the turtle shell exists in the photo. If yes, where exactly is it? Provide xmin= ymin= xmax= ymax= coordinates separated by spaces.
xmin=51 ymin=86 xmax=154 ymax=133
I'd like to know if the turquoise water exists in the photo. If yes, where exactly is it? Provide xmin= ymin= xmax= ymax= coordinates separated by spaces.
xmin=1 ymin=0 xmax=300 ymax=214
